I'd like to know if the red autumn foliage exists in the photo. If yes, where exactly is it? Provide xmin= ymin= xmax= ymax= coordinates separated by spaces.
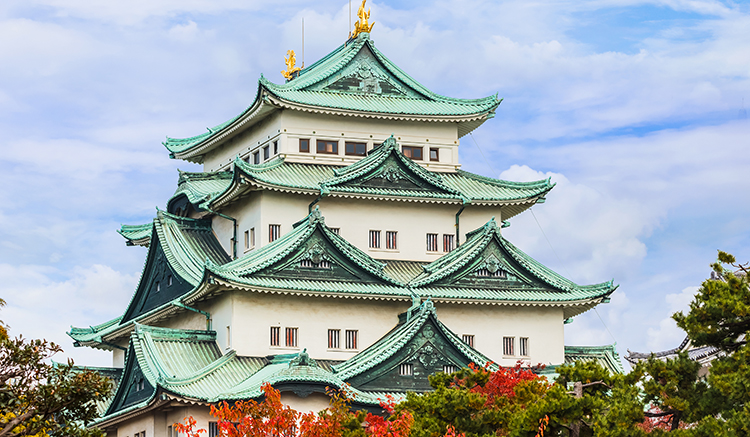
xmin=452 ymin=362 xmax=543 ymax=407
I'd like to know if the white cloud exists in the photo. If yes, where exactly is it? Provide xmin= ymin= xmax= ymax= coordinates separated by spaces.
xmin=0 ymin=263 xmax=138 ymax=366
xmin=646 ymin=285 xmax=699 ymax=350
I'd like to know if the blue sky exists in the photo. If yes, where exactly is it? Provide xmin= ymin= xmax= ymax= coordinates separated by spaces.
xmin=0 ymin=0 xmax=748 ymax=367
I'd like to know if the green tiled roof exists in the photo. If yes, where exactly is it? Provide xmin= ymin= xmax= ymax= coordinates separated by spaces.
xmin=203 ymin=139 xmax=552 ymax=211
xmin=564 ymin=344 xmax=625 ymax=374
xmin=206 ymin=207 xmax=407 ymax=293
xmin=95 ymin=325 xmax=397 ymax=425
xmin=151 ymin=210 xmax=230 ymax=286
xmin=168 ymin=170 xmax=233 ymax=211
xmin=409 ymin=218 xmax=616 ymax=297
xmin=118 ymin=223 xmax=152 ymax=247
xmin=69 ymin=211 xmax=230 ymax=348
xmin=164 ymin=32 xmax=500 ymax=161
xmin=333 ymin=300 xmax=496 ymax=381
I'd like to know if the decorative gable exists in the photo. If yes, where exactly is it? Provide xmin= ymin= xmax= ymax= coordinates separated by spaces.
xmin=121 ymin=237 xmax=192 ymax=323
xmin=252 ymin=228 xmax=383 ymax=283
xmin=104 ymin=343 xmax=155 ymax=416
xmin=313 ymin=46 xmax=418 ymax=98
xmin=321 ymin=136 xmax=462 ymax=199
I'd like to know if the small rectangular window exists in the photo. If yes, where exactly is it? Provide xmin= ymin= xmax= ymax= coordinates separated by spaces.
xmin=426 ymin=233 xmax=438 ymax=252
xmin=503 ymin=337 xmax=515 ymax=356
xmin=167 ymin=426 xmax=172 ymax=437
xmin=430 ymin=148 xmax=439 ymax=162
xmin=285 ymin=327 xmax=298 ymax=347
xmin=369 ymin=230 xmax=381 ymax=248
xmin=329 ymin=227 xmax=340 ymax=235
xmin=317 ymin=139 xmax=338 ymax=154
xmin=443 ymin=364 xmax=458 ymax=374
xmin=520 ymin=337 xmax=529 ymax=356
xmin=208 ymin=422 xmax=219 ymax=437
xmin=386 ymin=231 xmax=397 ymax=250
xmin=263 ymin=146 xmax=270 ymax=161
xmin=345 ymin=142 xmax=367 ymax=156
xmin=253 ymin=151 xmax=260 ymax=164
xmin=345 ymin=330 xmax=358 ymax=349
xmin=244 ymin=230 xmax=250 ymax=250
xmin=269 ymin=224 xmax=281 ymax=242
xmin=462 ymin=334 xmax=474 ymax=348
xmin=167 ymin=275 xmax=173 ymax=286
xmin=328 ymin=329 xmax=340 ymax=349
xmin=270 ymin=326 xmax=280 ymax=346
xmin=226 ymin=326 xmax=231 ymax=348
xmin=273 ymin=141 xmax=278 ymax=155
xmin=443 ymin=234 xmax=454 ymax=252
xmin=299 ymin=138 xmax=310 ymax=153
xmin=249 ymin=228 xmax=255 ymax=248
xmin=402 ymin=146 xmax=423 ymax=160
xmin=399 ymin=363 xmax=413 ymax=376
xmin=155 ymin=281 xmax=160 ymax=292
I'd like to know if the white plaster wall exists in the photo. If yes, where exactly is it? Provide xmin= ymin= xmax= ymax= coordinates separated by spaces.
xmin=159 ymin=306 xmax=211 ymax=332
xmin=434 ymin=303 xmax=565 ymax=366
xmin=117 ymin=412 xmax=154 ymax=437
xmin=204 ymin=111 xmax=283 ymax=171
xmin=113 ymin=348 xmax=126 ymax=368
xmin=163 ymin=406 xmax=213 ymax=437
xmin=459 ymin=206 xmax=504 ymax=243
xmin=230 ymin=291 xmax=409 ymax=359
xmin=202 ymin=109 xmax=463 ymax=172
xmin=280 ymin=392 xmax=332 ymax=415
xmin=318 ymin=197 xmax=460 ymax=262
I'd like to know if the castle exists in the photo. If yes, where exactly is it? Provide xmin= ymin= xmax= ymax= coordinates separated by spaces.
xmin=69 ymin=13 xmax=622 ymax=437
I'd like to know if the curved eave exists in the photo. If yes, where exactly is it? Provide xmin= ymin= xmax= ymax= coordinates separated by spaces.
xmin=421 ymin=295 xmax=612 ymax=319
xmin=208 ymin=166 xmax=551 ymax=211
xmin=167 ymin=91 xmax=278 ymax=163
xmin=265 ymin=93 xmax=498 ymax=138
xmin=183 ymin=274 xmax=412 ymax=307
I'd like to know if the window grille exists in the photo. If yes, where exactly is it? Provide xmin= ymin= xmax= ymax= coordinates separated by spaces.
xmin=402 ymin=146 xmax=423 ymax=160
xmin=300 ymin=259 xmax=331 ymax=269
xmin=249 ymin=228 xmax=255 ymax=248
xmin=520 ymin=337 xmax=529 ymax=356
xmin=273 ymin=141 xmax=278 ymax=155
xmin=167 ymin=275 xmax=172 ymax=287
xmin=253 ymin=151 xmax=260 ymax=164
xmin=369 ymin=230 xmax=381 ymax=248
xmin=462 ymin=334 xmax=474 ymax=348
xmin=208 ymin=422 xmax=219 ymax=437
xmin=386 ymin=231 xmax=398 ymax=250
xmin=299 ymin=138 xmax=310 ymax=153
xmin=328 ymin=329 xmax=340 ymax=349
xmin=263 ymin=146 xmax=270 ymax=161
xmin=430 ymin=148 xmax=439 ymax=162
xmin=317 ymin=140 xmax=338 ymax=154
xmin=155 ymin=281 xmax=160 ymax=293
xmin=426 ymin=233 xmax=438 ymax=252
xmin=345 ymin=142 xmax=367 ymax=156
xmin=399 ymin=363 xmax=413 ymax=376
xmin=244 ymin=230 xmax=250 ymax=250
xmin=329 ymin=227 xmax=340 ymax=235
xmin=345 ymin=330 xmax=358 ymax=349
xmin=476 ymin=268 xmax=506 ymax=278
xmin=226 ymin=326 xmax=231 ymax=349
xmin=167 ymin=426 xmax=173 ymax=437
xmin=443 ymin=234 xmax=454 ymax=252
xmin=285 ymin=327 xmax=298 ymax=347
xmin=270 ymin=326 xmax=280 ymax=346
xmin=269 ymin=224 xmax=281 ymax=242
xmin=443 ymin=364 xmax=458 ymax=374
xmin=503 ymin=337 xmax=515 ymax=356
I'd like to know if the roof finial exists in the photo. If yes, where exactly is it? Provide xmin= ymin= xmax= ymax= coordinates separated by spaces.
xmin=281 ymin=49 xmax=302 ymax=81
xmin=350 ymin=0 xmax=374 ymax=39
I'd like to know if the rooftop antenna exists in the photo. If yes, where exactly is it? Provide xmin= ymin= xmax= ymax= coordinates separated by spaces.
xmin=349 ymin=0 xmax=352 ymax=40
xmin=302 ymin=17 xmax=305 ymax=68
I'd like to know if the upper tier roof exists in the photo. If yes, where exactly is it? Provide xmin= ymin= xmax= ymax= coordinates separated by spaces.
xmin=155 ymin=137 xmax=553 ymax=220
xmin=163 ymin=33 xmax=501 ymax=162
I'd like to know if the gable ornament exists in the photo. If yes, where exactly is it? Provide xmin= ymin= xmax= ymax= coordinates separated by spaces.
xmin=350 ymin=0 xmax=375 ymax=39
